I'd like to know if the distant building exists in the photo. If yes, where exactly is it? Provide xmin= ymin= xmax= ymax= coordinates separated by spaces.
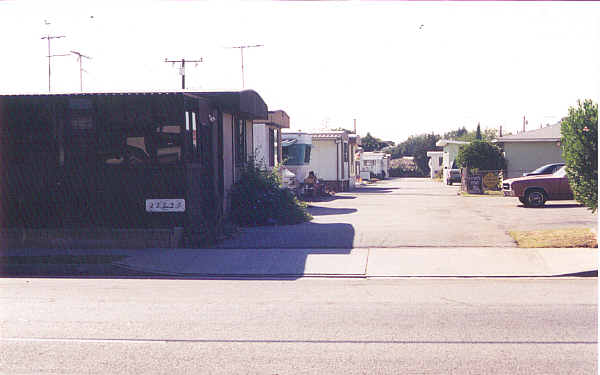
xmin=494 ymin=123 xmax=563 ymax=178
xmin=435 ymin=139 xmax=470 ymax=182
xmin=426 ymin=151 xmax=444 ymax=178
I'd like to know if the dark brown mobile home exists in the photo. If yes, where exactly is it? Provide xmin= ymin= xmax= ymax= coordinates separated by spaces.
xmin=0 ymin=91 xmax=267 ymax=247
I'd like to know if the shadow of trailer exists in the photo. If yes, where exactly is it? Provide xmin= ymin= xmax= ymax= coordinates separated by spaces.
xmin=0 ymin=91 xmax=267 ymax=248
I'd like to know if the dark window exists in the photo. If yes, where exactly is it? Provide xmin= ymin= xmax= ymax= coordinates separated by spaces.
xmin=98 ymin=123 xmax=182 ymax=167
xmin=268 ymin=129 xmax=275 ymax=167
xmin=343 ymin=142 xmax=349 ymax=162
xmin=234 ymin=117 xmax=246 ymax=166
xmin=304 ymin=145 xmax=311 ymax=164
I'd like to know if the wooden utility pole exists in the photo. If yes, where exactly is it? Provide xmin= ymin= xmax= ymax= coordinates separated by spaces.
xmin=164 ymin=58 xmax=204 ymax=89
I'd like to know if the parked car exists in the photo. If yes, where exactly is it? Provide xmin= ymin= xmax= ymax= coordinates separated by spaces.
xmin=446 ymin=168 xmax=462 ymax=185
xmin=503 ymin=166 xmax=573 ymax=207
xmin=523 ymin=163 xmax=565 ymax=176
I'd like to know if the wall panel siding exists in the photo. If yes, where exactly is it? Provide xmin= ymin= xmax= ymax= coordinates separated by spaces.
xmin=504 ymin=142 xmax=564 ymax=178
xmin=309 ymin=140 xmax=338 ymax=181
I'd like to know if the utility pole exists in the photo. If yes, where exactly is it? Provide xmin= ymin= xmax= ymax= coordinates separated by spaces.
xmin=229 ymin=44 xmax=263 ymax=88
xmin=70 ymin=50 xmax=91 ymax=92
xmin=41 ymin=34 xmax=68 ymax=92
xmin=164 ymin=58 xmax=203 ymax=89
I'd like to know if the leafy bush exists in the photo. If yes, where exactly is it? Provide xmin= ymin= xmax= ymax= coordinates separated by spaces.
xmin=455 ymin=140 xmax=506 ymax=171
xmin=388 ymin=166 xmax=425 ymax=177
xmin=561 ymin=99 xmax=598 ymax=213
xmin=229 ymin=164 xmax=312 ymax=226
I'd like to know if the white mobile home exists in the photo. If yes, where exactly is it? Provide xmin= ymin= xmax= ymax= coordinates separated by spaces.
xmin=308 ymin=130 xmax=352 ymax=192
xmin=253 ymin=110 xmax=290 ymax=170
xmin=360 ymin=152 xmax=390 ymax=179
xmin=435 ymin=139 xmax=469 ymax=182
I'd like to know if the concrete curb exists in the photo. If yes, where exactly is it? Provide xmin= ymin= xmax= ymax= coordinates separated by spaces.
xmin=114 ymin=247 xmax=598 ymax=278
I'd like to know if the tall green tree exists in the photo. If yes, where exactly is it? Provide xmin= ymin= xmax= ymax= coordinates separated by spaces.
xmin=455 ymin=140 xmax=506 ymax=171
xmin=561 ymin=99 xmax=598 ymax=212
xmin=444 ymin=126 xmax=497 ymax=142
xmin=361 ymin=132 xmax=388 ymax=152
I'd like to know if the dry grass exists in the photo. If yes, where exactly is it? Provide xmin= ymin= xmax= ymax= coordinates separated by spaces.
xmin=509 ymin=227 xmax=598 ymax=248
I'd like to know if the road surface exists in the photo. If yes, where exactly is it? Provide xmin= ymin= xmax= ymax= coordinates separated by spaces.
xmin=1 ymin=277 xmax=596 ymax=374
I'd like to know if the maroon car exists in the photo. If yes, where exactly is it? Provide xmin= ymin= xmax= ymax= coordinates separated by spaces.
xmin=502 ymin=166 xmax=573 ymax=207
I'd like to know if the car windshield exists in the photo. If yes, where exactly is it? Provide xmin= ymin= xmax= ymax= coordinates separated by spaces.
xmin=553 ymin=166 xmax=567 ymax=177
xmin=530 ymin=164 xmax=558 ymax=174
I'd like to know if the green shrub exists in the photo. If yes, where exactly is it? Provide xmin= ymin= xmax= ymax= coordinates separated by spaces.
xmin=456 ymin=140 xmax=506 ymax=171
xmin=229 ymin=164 xmax=312 ymax=226
xmin=561 ymin=99 xmax=598 ymax=213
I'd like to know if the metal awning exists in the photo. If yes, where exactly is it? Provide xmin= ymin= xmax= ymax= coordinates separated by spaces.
xmin=192 ymin=90 xmax=268 ymax=120
xmin=281 ymin=139 xmax=298 ymax=147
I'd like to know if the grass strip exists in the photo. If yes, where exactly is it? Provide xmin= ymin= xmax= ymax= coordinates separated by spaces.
xmin=509 ymin=227 xmax=598 ymax=248
xmin=0 ymin=255 xmax=128 ymax=265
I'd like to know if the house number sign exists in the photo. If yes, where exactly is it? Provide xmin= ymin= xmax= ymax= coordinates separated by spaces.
xmin=145 ymin=199 xmax=186 ymax=212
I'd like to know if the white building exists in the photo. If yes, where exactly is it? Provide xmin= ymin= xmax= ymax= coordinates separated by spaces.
xmin=435 ymin=139 xmax=470 ymax=182
xmin=426 ymin=151 xmax=444 ymax=178
xmin=253 ymin=110 xmax=290 ymax=170
xmin=308 ymin=130 xmax=352 ymax=192
xmin=360 ymin=151 xmax=390 ymax=179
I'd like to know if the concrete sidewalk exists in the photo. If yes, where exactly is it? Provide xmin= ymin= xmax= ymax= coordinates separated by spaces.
xmin=111 ymin=247 xmax=598 ymax=278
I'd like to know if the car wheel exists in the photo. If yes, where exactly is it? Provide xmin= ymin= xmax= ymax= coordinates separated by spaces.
xmin=524 ymin=189 xmax=546 ymax=208
xmin=518 ymin=197 xmax=526 ymax=204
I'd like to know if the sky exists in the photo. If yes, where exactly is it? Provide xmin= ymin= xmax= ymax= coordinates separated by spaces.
xmin=0 ymin=0 xmax=598 ymax=143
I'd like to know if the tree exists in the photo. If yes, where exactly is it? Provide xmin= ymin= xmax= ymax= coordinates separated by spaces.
xmin=444 ymin=126 xmax=497 ymax=142
xmin=444 ymin=127 xmax=469 ymax=140
xmin=561 ymin=99 xmax=598 ymax=212
xmin=387 ymin=133 xmax=441 ymax=175
xmin=361 ymin=132 xmax=388 ymax=152
xmin=455 ymin=140 xmax=506 ymax=171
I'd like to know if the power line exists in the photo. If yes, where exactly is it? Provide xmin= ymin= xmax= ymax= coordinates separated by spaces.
xmin=228 ymin=44 xmax=263 ymax=88
xmin=41 ymin=34 xmax=68 ymax=92
xmin=70 ymin=50 xmax=91 ymax=92
xmin=164 ymin=58 xmax=204 ymax=89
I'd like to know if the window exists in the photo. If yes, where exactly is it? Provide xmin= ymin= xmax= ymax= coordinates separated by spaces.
xmin=304 ymin=145 xmax=311 ymax=164
xmin=439 ymin=156 xmax=443 ymax=167
xmin=282 ymin=143 xmax=311 ymax=166
xmin=98 ymin=123 xmax=182 ymax=167
xmin=234 ymin=117 xmax=246 ymax=166
xmin=343 ymin=142 xmax=349 ymax=162
xmin=364 ymin=160 xmax=375 ymax=167
xmin=268 ymin=129 xmax=275 ymax=167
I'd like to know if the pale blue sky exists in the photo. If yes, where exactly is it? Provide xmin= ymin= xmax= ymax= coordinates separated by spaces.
xmin=1 ymin=1 xmax=598 ymax=143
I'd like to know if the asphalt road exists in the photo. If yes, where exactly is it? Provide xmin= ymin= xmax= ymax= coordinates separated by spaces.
xmin=215 ymin=178 xmax=597 ymax=249
xmin=1 ymin=277 xmax=596 ymax=374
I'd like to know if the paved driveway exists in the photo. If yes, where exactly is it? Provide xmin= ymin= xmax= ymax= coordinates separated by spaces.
xmin=215 ymin=178 xmax=597 ymax=249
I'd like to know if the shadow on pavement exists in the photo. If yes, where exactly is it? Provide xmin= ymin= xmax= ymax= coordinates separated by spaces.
xmin=1 ymin=223 xmax=357 ymax=280
xmin=518 ymin=203 xmax=584 ymax=209
xmin=308 ymin=206 xmax=357 ymax=216
xmin=215 ymin=222 xmax=356 ymax=249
